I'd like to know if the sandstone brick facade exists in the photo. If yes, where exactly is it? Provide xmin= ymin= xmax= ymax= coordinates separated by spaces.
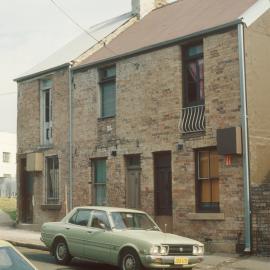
xmin=16 ymin=18 xmax=270 ymax=254
xmin=71 ymin=28 xmax=244 ymax=252
xmin=17 ymin=68 xmax=70 ymax=225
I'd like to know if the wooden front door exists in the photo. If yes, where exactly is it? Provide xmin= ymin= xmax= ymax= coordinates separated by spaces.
xmin=126 ymin=155 xmax=141 ymax=209
xmin=154 ymin=152 xmax=173 ymax=232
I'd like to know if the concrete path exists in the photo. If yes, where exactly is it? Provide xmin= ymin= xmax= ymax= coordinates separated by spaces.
xmin=0 ymin=225 xmax=46 ymax=250
xmin=0 ymin=209 xmax=14 ymax=226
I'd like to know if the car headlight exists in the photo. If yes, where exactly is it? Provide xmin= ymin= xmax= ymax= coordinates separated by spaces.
xmin=150 ymin=245 xmax=168 ymax=255
xmin=193 ymin=245 xmax=204 ymax=255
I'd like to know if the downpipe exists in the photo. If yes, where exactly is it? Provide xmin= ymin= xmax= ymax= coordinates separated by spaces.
xmin=238 ymin=23 xmax=251 ymax=253
xmin=68 ymin=63 xmax=74 ymax=212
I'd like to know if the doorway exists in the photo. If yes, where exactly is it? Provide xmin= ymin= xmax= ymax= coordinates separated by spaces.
xmin=126 ymin=155 xmax=141 ymax=209
xmin=20 ymin=158 xmax=34 ymax=223
xmin=154 ymin=151 xmax=173 ymax=232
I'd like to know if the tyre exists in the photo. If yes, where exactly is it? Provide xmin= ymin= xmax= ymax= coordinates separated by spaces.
xmin=120 ymin=248 xmax=143 ymax=270
xmin=53 ymin=239 xmax=72 ymax=265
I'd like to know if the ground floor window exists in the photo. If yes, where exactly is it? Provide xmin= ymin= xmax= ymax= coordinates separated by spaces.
xmin=93 ymin=159 xmax=107 ymax=206
xmin=196 ymin=148 xmax=219 ymax=212
xmin=46 ymin=156 xmax=59 ymax=204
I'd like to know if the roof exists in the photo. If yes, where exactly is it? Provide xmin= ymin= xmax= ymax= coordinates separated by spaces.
xmin=76 ymin=0 xmax=269 ymax=69
xmin=15 ymin=12 xmax=132 ymax=81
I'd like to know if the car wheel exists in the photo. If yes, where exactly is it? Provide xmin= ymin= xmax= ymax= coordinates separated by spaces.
xmin=120 ymin=249 xmax=143 ymax=270
xmin=53 ymin=239 xmax=72 ymax=265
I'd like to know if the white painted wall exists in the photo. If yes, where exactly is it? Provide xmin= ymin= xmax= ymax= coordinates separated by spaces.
xmin=0 ymin=132 xmax=16 ymax=197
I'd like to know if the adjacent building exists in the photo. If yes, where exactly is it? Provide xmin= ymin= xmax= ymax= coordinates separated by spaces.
xmin=15 ymin=0 xmax=270 ymax=255
xmin=0 ymin=132 xmax=16 ymax=197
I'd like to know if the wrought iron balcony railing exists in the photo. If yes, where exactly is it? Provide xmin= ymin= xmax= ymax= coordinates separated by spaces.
xmin=179 ymin=105 xmax=205 ymax=134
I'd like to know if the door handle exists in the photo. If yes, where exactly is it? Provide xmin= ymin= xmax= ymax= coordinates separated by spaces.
xmin=87 ymin=231 xmax=92 ymax=234
xmin=65 ymin=227 xmax=70 ymax=230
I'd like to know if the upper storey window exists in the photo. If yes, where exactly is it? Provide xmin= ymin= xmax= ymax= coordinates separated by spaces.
xmin=40 ymin=79 xmax=52 ymax=145
xmin=183 ymin=43 xmax=204 ymax=107
xmin=99 ymin=65 xmax=116 ymax=118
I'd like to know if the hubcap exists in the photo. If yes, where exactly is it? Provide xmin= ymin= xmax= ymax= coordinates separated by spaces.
xmin=56 ymin=243 xmax=67 ymax=260
xmin=123 ymin=254 xmax=136 ymax=270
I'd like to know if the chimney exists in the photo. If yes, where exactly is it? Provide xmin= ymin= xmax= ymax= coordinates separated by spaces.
xmin=132 ymin=0 xmax=168 ymax=19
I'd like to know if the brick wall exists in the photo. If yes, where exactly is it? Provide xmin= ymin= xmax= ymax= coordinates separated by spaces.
xmin=72 ymin=28 xmax=244 ymax=252
xmin=17 ymin=68 xmax=70 ymax=225
xmin=251 ymin=183 xmax=270 ymax=255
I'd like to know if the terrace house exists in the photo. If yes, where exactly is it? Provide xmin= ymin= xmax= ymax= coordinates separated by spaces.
xmin=16 ymin=0 xmax=270 ymax=254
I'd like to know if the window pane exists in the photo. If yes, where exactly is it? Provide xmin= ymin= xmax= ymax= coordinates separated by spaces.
xmin=188 ymin=45 xmax=203 ymax=57
xmin=95 ymin=185 xmax=106 ymax=206
xmin=91 ymin=211 xmax=110 ymax=229
xmin=102 ymin=82 xmax=116 ymax=117
xmin=95 ymin=160 xmax=106 ymax=183
xmin=201 ymin=179 xmax=211 ymax=203
xmin=212 ymin=179 xmax=219 ymax=203
xmin=46 ymin=156 xmax=59 ymax=203
xmin=210 ymin=151 xmax=219 ymax=178
xmin=76 ymin=210 xmax=91 ymax=226
xmin=199 ymin=151 xmax=209 ymax=178
xmin=105 ymin=66 xmax=116 ymax=78
xmin=45 ymin=90 xmax=50 ymax=123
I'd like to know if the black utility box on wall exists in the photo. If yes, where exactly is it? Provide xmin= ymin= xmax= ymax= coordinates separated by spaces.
xmin=217 ymin=127 xmax=242 ymax=155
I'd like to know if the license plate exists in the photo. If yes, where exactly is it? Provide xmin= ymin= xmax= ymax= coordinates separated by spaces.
xmin=174 ymin=257 xmax=189 ymax=265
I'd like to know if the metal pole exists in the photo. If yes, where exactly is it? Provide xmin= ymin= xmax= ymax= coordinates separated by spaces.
xmin=238 ymin=23 xmax=251 ymax=252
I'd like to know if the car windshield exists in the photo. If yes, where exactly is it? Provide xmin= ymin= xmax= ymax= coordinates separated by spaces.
xmin=111 ymin=212 xmax=159 ymax=231
xmin=0 ymin=246 xmax=35 ymax=270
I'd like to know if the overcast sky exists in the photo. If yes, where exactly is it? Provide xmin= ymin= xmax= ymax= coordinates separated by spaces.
xmin=0 ymin=0 xmax=131 ymax=133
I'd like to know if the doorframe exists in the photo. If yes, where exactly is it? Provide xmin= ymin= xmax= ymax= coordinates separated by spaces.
xmin=125 ymin=154 xmax=141 ymax=209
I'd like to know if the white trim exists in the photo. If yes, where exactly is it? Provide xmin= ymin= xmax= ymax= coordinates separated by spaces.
xmin=240 ymin=0 xmax=270 ymax=27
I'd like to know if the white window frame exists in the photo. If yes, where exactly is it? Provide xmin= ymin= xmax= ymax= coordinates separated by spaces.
xmin=40 ymin=79 xmax=53 ymax=145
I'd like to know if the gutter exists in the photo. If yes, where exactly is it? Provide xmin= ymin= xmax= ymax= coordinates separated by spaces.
xmin=72 ymin=19 xmax=242 ymax=72
xmin=238 ymin=23 xmax=251 ymax=253
xmin=14 ymin=63 xmax=70 ymax=82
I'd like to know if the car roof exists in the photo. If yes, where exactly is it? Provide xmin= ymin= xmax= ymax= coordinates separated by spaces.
xmin=73 ymin=206 xmax=146 ymax=214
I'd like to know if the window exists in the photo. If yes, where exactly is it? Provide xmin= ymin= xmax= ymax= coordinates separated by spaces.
xmin=196 ymin=149 xmax=219 ymax=212
xmin=40 ymin=79 xmax=53 ymax=145
xmin=93 ymin=159 xmax=107 ymax=206
xmin=46 ymin=156 xmax=59 ymax=204
xmin=69 ymin=209 xmax=91 ymax=226
xmin=90 ymin=210 xmax=111 ymax=230
xmin=99 ymin=65 xmax=116 ymax=118
xmin=183 ymin=43 xmax=204 ymax=107
xmin=2 ymin=152 xmax=11 ymax=163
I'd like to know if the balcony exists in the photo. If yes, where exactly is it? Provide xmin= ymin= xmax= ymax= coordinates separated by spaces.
xmin=179 ymin=105 xmax=205 ymax=134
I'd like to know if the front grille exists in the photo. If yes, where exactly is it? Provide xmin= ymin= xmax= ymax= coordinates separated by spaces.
xmin=167 ymin=245 xmax=193 ymax=256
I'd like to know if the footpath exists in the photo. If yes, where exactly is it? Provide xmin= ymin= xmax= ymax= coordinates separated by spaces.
xmin=0 ymin=211 xmax=269 ymax=270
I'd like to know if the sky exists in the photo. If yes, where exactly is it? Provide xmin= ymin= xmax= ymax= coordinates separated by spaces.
xmin=0 ymin=0 xmax=131 ymax=133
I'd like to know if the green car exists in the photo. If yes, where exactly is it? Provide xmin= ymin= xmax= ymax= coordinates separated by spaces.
xmin=41 ymin=206 xmax=204 ymax=269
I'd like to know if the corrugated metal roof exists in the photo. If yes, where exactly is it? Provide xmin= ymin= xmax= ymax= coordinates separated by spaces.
xmin=77 ymin=0 xmax=259 ymax=68
xmin=16 ymin=12 xmax=132 ymax=80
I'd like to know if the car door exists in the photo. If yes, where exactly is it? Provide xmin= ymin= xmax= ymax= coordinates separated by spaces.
xmin=84 ymin=210 xmax=114 ymax=264
xmin=64 ymin=209 xmax=92 ymax=258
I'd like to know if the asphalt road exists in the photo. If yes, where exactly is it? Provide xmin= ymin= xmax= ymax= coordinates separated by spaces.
xmin=18 ymin=247 xmax=118 ymax=270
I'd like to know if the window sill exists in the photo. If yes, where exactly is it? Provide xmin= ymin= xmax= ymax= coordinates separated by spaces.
xmin=37 ymin=144 xmax=54 ymax=150
xmin=187 ymin=212 xmax=225 ymax=220
xmin=41 ymin=204 xmax=61 ymax=211
xmin=98 ymin=116 xmax=115 ymax=121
